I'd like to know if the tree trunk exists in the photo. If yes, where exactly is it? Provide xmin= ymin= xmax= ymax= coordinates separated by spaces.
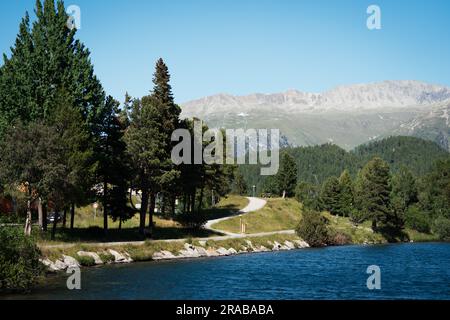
xmin=70 ymin=203 xmax=75 ymax=229
xmin=183 ymin=194 xmax=187 ymax=213
xmin=197 ymin=187 xmax=204 ymax=213
xmin=161 ymin=193 xmax=166 ymax=216
xmin=62 ymin=207 xmax=67 ymax=228
xmin=186 ymin=194 xmax=190 ymax=214
xmin=38 ymin=198 xmax=43 ymax=230
xmin=191 ymin=191 xmax=196 ymax=214
xmin=148 ymin=193 xmax=156 ymax=238
xmin=51 ymin=208 xmax=58 ymax=240
xmin=119 ymin=218 xmax=122 ymax=230
xmin=171 ymin=195 xmax=176 ymax=216
xmin=103 ymin=181 xmax=108 ymax=234
xmin=42 ymin=203 xmax=48 ymax=232
xmin=372 ymin=219 xmax=377 ymax=230
xmin=24 ymin=199 xmax=32 ymax=236
xmin=139 ymin=189 xmax=149 ymax=235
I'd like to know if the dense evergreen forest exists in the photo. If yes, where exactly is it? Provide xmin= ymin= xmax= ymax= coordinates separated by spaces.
xmin=239 ymin=136 xmax=450 ymax=194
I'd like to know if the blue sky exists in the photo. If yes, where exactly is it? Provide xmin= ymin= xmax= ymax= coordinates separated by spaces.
xmin=1 ymin=0 xmax=450 ymax=103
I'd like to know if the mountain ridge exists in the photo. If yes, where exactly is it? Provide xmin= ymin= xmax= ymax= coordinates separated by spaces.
xmin=181 ymin=80 xmax=450 ymax=115
xmin=180 ymin=80 xmax=450 ymax=151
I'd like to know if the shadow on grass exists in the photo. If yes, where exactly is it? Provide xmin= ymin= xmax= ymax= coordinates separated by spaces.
xmin=202 ymin=204 xmax=241 ymax=220
xmin=376 ymin=225 xmax=410 ymax=243
xmin=39 ymin=225 xmax=222 ymax=244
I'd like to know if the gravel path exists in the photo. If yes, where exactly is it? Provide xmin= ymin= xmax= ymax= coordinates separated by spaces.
xmin=204 ymin=197 xmax=267 ymax=236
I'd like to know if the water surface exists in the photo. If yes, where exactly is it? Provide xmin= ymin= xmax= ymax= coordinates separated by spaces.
xmin=4 ymin=242 xmax=450 ymax=300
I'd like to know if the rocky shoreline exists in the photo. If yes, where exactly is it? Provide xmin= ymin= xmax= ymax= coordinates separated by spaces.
xmin=39 ymin=239 xmax=310 ymax=272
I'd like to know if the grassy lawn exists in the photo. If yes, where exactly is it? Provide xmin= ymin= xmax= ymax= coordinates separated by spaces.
xmin=405 ymin=229 xmax=440 ymax=242
xmin=37 ymin=195 xmax=249 ymax=245
xmin=212 ymin=198 xmax=302 ymax=234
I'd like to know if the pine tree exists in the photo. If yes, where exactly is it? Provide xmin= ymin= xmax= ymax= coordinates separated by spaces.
xmin=338 ymin=170 xmax=354 ymax=217
xmin=125 ymin=95 xmax=166 ymax=236
xmin=233 ymin=171 xmax=248 ymax=196
xmin=48 ymin=89 xmax=95 ymax=237
xmin=354 ymin=157 xmax=392 ymax=230
xmin=95 ymin=96 xmax=132 ymax=234
xmin=391 ymin=166 xmax=417 ymax=228
xmin=0 ymin=0 xmax=105 ymax=137
xmin=295 ymin=181 xmax=319 ymax=210
xmin=147 ymin=59 xmax=182 ymax=230
xmin=320 ymin=176 xmax=342 ymax=215
xmin=275 ymin=152 xmax=298 ymax=197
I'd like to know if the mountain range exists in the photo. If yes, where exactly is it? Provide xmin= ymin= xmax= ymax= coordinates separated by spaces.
xmin=180 ymin=80 xmax=450 ymax=151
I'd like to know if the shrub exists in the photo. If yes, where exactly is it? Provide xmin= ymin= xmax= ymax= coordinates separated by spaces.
xmin=327 ymin=230 xmax=352 ymax=246
xmin=0 ymin=226 xmax=43 ymax=292
xmin=405 ymin=205 xmax=431 ymax=233
xmin=349 ymin=209 xmax=366 ymax=224
xmin=174 ymin=212 xmax=208 ymax=229
xmin=433 ymin=217 xmax=450 ymax=241
xmin=296 ymin=209 xmax=329 ymax=247
xmin=98 ymin=252 xmax=115 ymax=264
xmin=76 ymin=255 xmax=96 ymax=267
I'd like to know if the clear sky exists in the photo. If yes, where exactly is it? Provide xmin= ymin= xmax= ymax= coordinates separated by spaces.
xmin=1 ymin=0 xmax=450 ymax=103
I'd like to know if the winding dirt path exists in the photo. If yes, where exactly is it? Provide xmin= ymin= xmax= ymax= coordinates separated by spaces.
xmin=204 ymin=197 xmax=267 ymax=236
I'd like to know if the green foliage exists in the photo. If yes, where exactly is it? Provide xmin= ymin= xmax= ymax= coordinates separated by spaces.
xmin=0 ymin=122 xmax=65 ymax=201
xmin=338 ymin=170 xmax=354 ymax=217
xmin=391 ymin=166 xmax=418 ymax=218
xmin=275 ymin=152 xmax=298 ymax=197
xmin=296 ymin=209 xmax=329 ymax=247
xmin=295 ymin=181 xmax=319 ymax=210
xmin=0 ymin=226 xmax=43 ymax=291
xmin=319 ymin=176 xmax=342 ymax=215
xmin=239 ymin=136 xmax=449 ymax=193
xmin=432 ymin=217 xmax=450 ymax=241
xmin=0 ymin=0 xmax=105 ymax=138
xmin=354 ymin=157 xmax=393 ymax=230
xmin=76 ymin=255 xmax=96 ymax=267
xmin=405 ymin=205 xmax=431 ymax=233
xmin=420 ymin=159 xmax=450 ymax=218
xmin=232 ymin=171 xmax=248 ymax=196
xmin=353 ymin=136 xmax=448 ymax=177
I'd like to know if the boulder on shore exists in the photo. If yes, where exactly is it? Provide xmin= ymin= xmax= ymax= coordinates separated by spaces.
xmin=108 ymin=249 xmax=133 ymax=263
xmin=216 ymin=247 xmax=231 ymax=256
xmin=63 ymin=255 xmax=80 ymax=268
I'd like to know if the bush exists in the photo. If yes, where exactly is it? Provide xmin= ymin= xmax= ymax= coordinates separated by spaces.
xmin=76 ymin=255 xmax=96 ymax=267
xmin=349 ymin=209 xmax=366 ymax=224
xmin=0 ymin=226 xmax=43 ymax=292
xmin=405 ymin=205 xmax=431 ymax=233
xmin=327 ymin=230 xmax=352 ymax=246
xmin=433 ymin=217 xmax=450 ymax=241
xmin=174 ymin=212 xmax=208 ymax=229
xmin=296 ymin=209 xmax=329 ymax=247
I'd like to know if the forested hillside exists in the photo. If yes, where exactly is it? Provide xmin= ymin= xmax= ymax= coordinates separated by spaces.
xmin=239 ymin=136 xmax=449 ymax=193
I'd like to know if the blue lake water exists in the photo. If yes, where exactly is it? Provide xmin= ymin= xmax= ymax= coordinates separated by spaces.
xmin=4 ymin=242 xmax=450 ymax=300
